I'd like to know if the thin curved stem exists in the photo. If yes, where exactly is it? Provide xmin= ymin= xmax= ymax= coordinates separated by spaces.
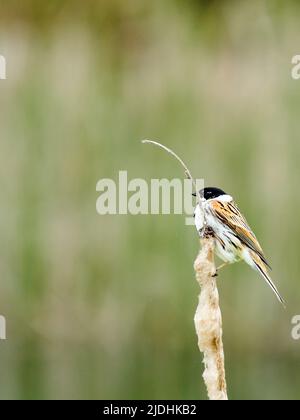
xmin=141 ymin=139 xmax=203 ymax=208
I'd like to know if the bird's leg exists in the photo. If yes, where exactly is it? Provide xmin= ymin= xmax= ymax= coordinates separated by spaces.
xmin=213 ymin=259 xmax=242 ymax=277
xmin=217 ymin=262 xmax=230 ymax=271
xmin=212 ymin=262 xmax=229 ymax=277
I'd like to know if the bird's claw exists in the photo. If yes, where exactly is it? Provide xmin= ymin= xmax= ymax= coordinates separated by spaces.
xmin=199 ymin=226 xmax=214 ymax=239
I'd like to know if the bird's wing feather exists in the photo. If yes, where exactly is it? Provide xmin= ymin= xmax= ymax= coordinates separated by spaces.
xmin=250 ymin=250 xmax=285 ymax=305
xmin=210 ymin=199 xmax=271 ymax=269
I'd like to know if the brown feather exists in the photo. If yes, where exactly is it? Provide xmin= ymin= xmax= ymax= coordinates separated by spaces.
xmin=250 ymin=251 xmax=285 ymax=305
xmin=211 ymin=200 xmax=272 ymax=269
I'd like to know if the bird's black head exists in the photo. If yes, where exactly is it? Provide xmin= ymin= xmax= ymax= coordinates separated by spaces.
xmin=193 ymin=187 xmax=226 ymax=200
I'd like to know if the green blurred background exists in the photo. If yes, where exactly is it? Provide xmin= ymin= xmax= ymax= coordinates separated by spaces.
xmin=0 ymin=0 xmax=300 ymax=400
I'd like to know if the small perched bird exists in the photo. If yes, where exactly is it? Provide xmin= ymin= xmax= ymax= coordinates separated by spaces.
xmin=193 ymin=187 xmax=285 ymax=305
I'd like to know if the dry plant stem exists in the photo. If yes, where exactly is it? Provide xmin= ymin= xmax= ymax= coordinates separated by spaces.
xmin=194 ymin=235 xmax=228 ymax=401
xmin=142 ymin=139 xmax=227 ymax=399
xmin=141 ymin=139 xmax=203 ymax=205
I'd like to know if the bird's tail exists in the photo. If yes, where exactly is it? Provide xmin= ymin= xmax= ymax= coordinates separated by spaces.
xmin=251 ymin=253 xmax=285 ymax=307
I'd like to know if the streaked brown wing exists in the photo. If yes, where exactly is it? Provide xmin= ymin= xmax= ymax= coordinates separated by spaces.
xmin=211 ymin=200 xmax=271 ymax=269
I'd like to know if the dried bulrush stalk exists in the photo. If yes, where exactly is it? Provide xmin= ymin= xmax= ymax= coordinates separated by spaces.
xmin=194 ymin=233 xmax=228 ymax=400
xmin=142 ymin=139 xmax=228 ymax=400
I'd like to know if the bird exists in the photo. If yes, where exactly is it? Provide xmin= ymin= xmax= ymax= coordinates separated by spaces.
xmin=193 ymin=187 xmax=285 ymax=306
